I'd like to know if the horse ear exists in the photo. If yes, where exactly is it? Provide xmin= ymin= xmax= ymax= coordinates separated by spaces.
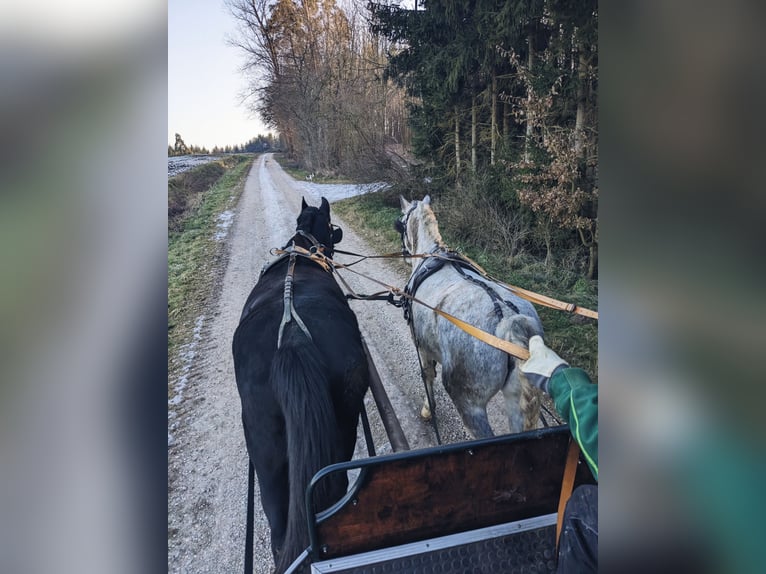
xmin=423 ymin=195 xmax=431 ymax=205
xmin=400 ymin=196 xmax=411 ymax=212
xmin=301 ymin=197 xmax=308 ymax=210
xmin=320 ymin=197 xmax=330 ymax=217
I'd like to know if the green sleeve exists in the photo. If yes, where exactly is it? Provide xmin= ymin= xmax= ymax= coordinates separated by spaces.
xmin=548 ymin=367 xmax=598 ymax=480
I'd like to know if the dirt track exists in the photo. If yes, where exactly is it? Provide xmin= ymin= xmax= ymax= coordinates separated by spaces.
xmin=167 ymin=154 xmax=512 ymax=573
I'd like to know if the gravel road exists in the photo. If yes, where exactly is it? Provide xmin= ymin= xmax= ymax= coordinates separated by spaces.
xmin=167 ymin=153 xmax=513 ymax=573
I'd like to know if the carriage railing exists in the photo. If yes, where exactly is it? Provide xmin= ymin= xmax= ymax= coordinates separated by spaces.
xmin=290 ymin=426 xmax=595 ymax=569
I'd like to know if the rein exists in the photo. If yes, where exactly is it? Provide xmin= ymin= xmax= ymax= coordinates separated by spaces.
xmin=336 ymin=247 xmax=598 ymax=320
xmin=280 ymin=242 xmax=595 ymax=360
xmin=327 ymin=254 xmax=534 ymax=361
xmin=266 ymin=242 xmax=527 ymax=357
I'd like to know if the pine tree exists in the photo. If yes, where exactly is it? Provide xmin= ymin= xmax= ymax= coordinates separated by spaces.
xmin=174 ymin=133 xmax=189 ymax=155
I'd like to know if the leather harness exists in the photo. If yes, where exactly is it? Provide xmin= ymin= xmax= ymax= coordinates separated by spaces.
xmin=258 ymin=230 xmax=333 ymax=349
xmin=402 ymin=248 xmax=520 ymax=324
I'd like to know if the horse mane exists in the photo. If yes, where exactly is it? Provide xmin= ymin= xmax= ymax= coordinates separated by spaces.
xmin=415 ymin=202 xmax=446 ymax=251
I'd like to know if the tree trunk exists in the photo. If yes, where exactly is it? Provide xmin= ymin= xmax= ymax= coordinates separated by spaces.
xmin=471 ymin=94 xmax=477 ymax=172
xmin=490 ymin=71 xmax=497 ymax=165
xmin=524 ymin=31 xmax=535 ymax=163
xmin=578 ymin=227 xmax=598 ymax=280
xmin=587 ymin=242 xmax=598 ymax=279
xmin=454 ymin=105 xmax=461 ymax=178
xmin=574 ymin=50 xmax=587 ymax=158
xmin=543 ymin=225 xmax=552 ymax=268
xmin=503 ymin=101 xmax=509 ymax=141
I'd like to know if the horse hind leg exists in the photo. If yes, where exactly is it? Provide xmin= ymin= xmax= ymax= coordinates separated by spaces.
xmin=418 ymin=356 xmax=437 ymax=420
xmin=442 ymin=366 xmax=494 ymax=439
xmin=458 ymin=404 xmax=494 ymax=439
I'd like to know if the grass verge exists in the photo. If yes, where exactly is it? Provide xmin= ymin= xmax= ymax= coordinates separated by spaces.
xmin=332 ymin=185 xmax=598 ymax=379
xmin=168 ymin=155 xmax=255 ymax=397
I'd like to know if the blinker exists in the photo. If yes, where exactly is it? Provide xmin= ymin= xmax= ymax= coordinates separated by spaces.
xmin=331 ymin=224 xmax=343 ymax=244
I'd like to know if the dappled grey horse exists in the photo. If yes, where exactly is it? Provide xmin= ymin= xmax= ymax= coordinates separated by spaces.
xmin=397 ymin=195 xmax=544 ymax=438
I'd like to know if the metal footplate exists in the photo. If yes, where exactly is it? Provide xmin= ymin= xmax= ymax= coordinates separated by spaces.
xmin=310 ymin=513 xmax=557 ymax=573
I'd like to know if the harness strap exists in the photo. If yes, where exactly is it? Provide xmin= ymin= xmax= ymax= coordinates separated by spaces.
xmin=453 ymin=264 xmax=519 ymax=318
xmin=432 ymin=307 xmax=531 ymax=360
xmin=333 ymin=247 xmax=429 ymax=265
xmin=277 ymin=252 xmax=314 ymax=349
xmin=335 ymin=246 xmax=598 ymax=319
xmin=345 ymin=291 xmax=400 ymax=303
xmin=244 ymin=459 xmax=255 ymax=574
xmin=332 ymin=259 xmax=532 ymax=360
xmin=556 ymin=438 xmax=582 ymax=548
xmin=295 ymin=229 xmax=322 ymax=248
xmin=402 ymin=250 xmax=447 ymax=322
xmin=431 ymin=250 xmax=597 ymax=320
xmin=271 ymin=244 xmax=332 ymax=273
xmin=359 ymin=405 xmax=376 ymax=457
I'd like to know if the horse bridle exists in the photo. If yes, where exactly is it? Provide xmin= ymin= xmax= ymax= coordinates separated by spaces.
xmin=294 ymin=229 xmax=325 ymax=254
xmin=395 ymin=202 xmax=418 ymax=257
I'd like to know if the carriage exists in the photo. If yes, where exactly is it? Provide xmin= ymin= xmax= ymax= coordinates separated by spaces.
xmin=234 ymin=196 xmax=597 ymax=574
xmin=283 ymin=363 xmax=596 ymax=573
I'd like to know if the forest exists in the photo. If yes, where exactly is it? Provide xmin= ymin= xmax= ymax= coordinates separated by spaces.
xmin=229 ymin=0 xmax=597 ymax=279
xmin=167 ymin=132 xmax=279 ymax=156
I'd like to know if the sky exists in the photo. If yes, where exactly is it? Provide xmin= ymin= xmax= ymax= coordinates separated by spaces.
xmin=168 ymin=0 xmax=270 ymax=150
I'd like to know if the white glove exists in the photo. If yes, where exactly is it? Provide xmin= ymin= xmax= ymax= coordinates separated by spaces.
xmin=520 ymin=335 xmax=568 ymax=393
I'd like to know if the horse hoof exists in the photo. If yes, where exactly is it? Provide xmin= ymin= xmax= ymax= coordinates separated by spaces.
xmin=420 ymin=406 xmax=432 ymax=420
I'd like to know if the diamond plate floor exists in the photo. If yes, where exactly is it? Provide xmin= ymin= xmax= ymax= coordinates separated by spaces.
xmin=322 ymin=525 xmax=557 ymax=574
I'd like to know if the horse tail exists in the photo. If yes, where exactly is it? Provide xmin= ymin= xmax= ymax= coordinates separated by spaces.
xmin=496 ymin=314 xmax=544 ymax=431
xmin=271 ymin=333 xmax=342 ymax=573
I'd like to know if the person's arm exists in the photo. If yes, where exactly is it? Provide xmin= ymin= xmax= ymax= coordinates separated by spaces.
xmin=520 ymin=336 xmax=598 ymax=480
xmin=548 ymin=367 xmax=598 ymax=480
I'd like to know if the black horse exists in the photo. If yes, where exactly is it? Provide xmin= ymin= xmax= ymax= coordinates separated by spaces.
xmin=232 ymin=197 xmax=369 ymax=573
